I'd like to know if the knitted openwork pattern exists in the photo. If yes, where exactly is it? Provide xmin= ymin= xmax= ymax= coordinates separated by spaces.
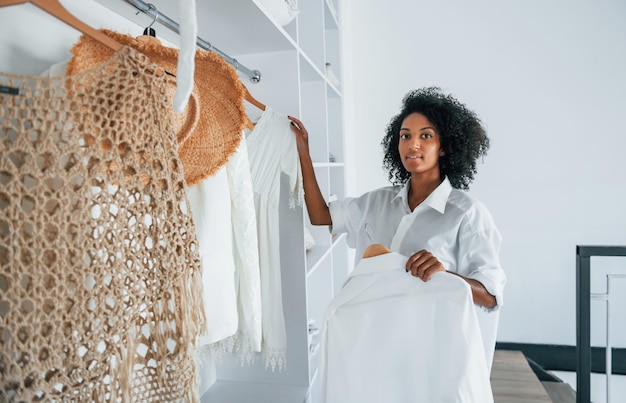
xmin=0 ymin=47 xmax=205 ymax=402
xmin=67 ymin=29 xmax=248 ymax=187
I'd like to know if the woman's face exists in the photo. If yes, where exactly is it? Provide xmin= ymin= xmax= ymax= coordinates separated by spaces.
xmin=398 ymin=112 xmax=444 ymax=178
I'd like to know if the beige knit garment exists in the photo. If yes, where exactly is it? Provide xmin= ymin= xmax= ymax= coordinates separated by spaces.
xmin=0 ymin=46 xmax=206 ymax=402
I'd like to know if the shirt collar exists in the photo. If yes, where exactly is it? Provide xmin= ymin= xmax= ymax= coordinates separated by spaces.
xmin=350 ymin=252 xmax=408 ymax=278
xmin=392 ymin=177 xmax=452 ymax=214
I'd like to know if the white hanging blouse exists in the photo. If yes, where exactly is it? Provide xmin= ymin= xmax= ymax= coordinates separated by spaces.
xmin=213 ymin=131 xmax=263 ymax=362
xmin=188 ymin=132 xmax=263 ymax=362
xmin=187 ymin=166 xmax=239 ymax=346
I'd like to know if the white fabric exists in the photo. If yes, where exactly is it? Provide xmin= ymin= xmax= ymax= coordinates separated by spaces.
xmin=475 ymin=304 xmax=500 ymax=373
xmin=246 ymin=106 xmax=304 ymax=371
xmin=318 ymin=252 xmax=494 ymax=403
xmin=256 ymin=0 xmax=300 ymax=26
xmin=329 ymin=177 xmax=506 ymax=310
xmin=174 ymin=0 xmax=197 ymax=113
xmin=190 ymin=134 xmax=263 ymax=363
xmin=187 ymin=167 xmax=238 ymax=345
xmin=212 ymin=131 xmax=263 ymax=363
xmin=39 ymin=60 xmax=68 ymax=77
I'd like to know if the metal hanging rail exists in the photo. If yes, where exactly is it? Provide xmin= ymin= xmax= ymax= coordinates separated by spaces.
xmin=126 ymin=0 xmax=262 ymax=83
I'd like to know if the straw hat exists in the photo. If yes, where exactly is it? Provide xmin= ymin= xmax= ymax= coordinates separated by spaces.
xmin=67 ymin=29 xmax=247 ymax=186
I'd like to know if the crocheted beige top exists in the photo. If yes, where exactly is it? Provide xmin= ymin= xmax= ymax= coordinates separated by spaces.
xmin=0 ymin=46 xmax=206 ymax=402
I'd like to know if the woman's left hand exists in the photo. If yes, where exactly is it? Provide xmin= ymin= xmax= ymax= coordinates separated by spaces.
xmin=405 ymin=250 xmax=446 ymax=281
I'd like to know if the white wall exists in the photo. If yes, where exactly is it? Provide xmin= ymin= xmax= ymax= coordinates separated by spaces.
xmin=340 ymin=0 xmax=626 ymax=346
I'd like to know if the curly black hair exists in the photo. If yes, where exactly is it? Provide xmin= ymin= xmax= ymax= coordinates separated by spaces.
xmin=381 ymin=87 xmax=489 ymax=190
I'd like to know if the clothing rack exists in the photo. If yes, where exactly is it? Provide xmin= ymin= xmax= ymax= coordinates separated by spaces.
xmin=126 ymin=0 xmax=262 ymax=83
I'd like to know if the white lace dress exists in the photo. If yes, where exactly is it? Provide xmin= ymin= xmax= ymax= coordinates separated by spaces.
xmin=246 ymin=107 xmax=304 ymax=371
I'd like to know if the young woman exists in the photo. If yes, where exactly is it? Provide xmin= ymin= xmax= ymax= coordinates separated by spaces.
xmin=289 ymin=86 xmax=505 ymax=309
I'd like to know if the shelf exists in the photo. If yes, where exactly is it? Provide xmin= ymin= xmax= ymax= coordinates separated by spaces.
xmin=306 ymin=233 xmax=346 ymax=277
xmin=251 ymin=0 xmax=298 ymax=44
xmin=324 ymin=0 xmax=340 ymax=30
xmin=297 ymin=0 xmax=325 ymax=73
xmin=326 ymin=81 xmax=342 ymax=98
xmin=306 ymin=245 xmax=332 ymax=275
xmin=299 ymin=51 xmax=326 ymax=82
xmin=94 ymin=0 xmax=297 ymax=55
xmin=312 ymin=162 xmax=344 ymax=168
xmin=201 ymin=380 xmax=308 ymax=403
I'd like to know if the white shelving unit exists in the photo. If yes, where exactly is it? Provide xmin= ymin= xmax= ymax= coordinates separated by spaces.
xmin=92 ymin=1 xmax=348 ymax=401
xmin=201 ymin=1 xmax=348 ymax=401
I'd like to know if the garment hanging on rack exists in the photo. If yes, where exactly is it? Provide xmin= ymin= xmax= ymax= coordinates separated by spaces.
xmin=246 ymin=106 xmax=305 ymax=371
xmin=191 ymin=131 xmax=263 ymax=365
xmin=67 ymin=29 xmax=247 ymax=185
xmin=68 ymin=28 xmax=265 ymax=365
xmin=0 ymin=46 xmax=205 ymax=402
xmin=187 ymin=167 xmax=239 ymax=345
xmin=222 ymin=131 xmax=263 ymax=360
xmin=168 ymin=0 xmax=196 ymax=113
xmin=318 ymin=251 xmax=493 ymax=403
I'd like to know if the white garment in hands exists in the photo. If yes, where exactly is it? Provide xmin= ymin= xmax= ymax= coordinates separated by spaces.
xmin=318 ymin=252 xmax=493 ymax=403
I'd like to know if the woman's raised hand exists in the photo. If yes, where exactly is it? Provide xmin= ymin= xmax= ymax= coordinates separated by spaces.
xmin=288 ymin=116 xmax=310 ymax=156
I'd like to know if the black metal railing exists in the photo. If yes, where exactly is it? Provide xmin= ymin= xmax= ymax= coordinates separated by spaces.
xmin=576 ymin=245 xmax=626 ymax=403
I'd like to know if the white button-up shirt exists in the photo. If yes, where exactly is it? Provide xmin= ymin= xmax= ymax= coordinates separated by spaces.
xmin=318 ymin=252 xmax=494 ymax=403
xmin=329 ymin=177 xmax=506 ymax=308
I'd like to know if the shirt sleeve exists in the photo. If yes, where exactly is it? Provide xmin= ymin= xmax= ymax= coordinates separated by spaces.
xmin=456 ymin=204 xmax=507 ymax=311
xmin=329 ymin=197 xmax=354 ymax=236
xmin=278 ymin=116 xmax=304 ymax=209
xmin=329 ymin=196 xmax=368 ymax=250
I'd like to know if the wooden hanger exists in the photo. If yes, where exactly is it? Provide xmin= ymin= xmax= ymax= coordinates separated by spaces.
xmin=0 ymin=0 xmax=122 ymax=51
xmin=244 ymin=115 xmax=255 ymax=131
xmin=243 ymin=84 xmax=266 ymax=111
xmin=241 ymin=84 xmax=265 ymax=131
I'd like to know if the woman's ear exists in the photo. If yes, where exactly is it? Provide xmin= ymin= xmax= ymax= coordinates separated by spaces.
xmin=439 ymin=149 xmax=445 ymax=156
